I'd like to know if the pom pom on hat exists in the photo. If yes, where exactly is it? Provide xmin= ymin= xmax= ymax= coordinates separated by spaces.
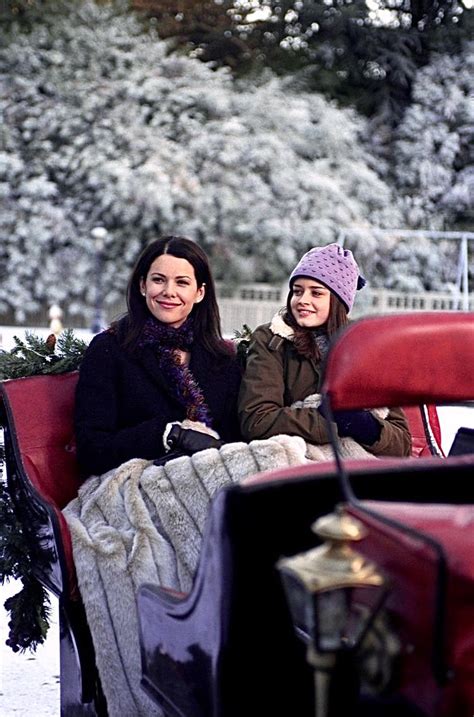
xmin=289 ymin=243 xmax=365 ymax=313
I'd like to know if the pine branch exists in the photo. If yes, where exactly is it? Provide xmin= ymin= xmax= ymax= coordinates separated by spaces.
xmin=0 ymin=478 xmax=51 ymax=652
xmin=0 ymin=329 xmax=87 ymax=380
xmin=0 ymin=328 xmax=88 ymax=651
xmin=233 ymin=324 xmax=253 ymax=370
xmin=4 ymin=579 xmax=51 ymax=653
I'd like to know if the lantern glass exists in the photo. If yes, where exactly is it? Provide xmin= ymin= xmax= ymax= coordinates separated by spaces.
xmin=316 ymin=588 xmax=351 ymax=652
xmin=279 ymin=571 xmax=315 ymax=642
xmin=314 ymin=584 xmax=388 ymax=653
xmin=280 ymin=570 xmax=388 ymax=653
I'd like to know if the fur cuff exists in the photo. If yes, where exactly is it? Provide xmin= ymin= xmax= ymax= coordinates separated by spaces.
xmin=163 ymin=420 xmax=221 ymax=452
xmin=291 ymin=393 xmax=389 ymax=421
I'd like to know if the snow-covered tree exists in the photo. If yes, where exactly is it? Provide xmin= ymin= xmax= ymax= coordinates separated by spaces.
xmin=0 ymin=0 xmax=399 ymax=321
xmin=393 ymin=43 xmax=474 ymax=231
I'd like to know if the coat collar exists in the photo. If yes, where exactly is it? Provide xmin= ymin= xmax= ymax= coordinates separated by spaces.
xmin=269 ymin=310 xmax=294 ymax=342
xmin=135 ymin=341 xmax=212 ymax=405
xmin=134 ymin=345 xmax=175 ymax=399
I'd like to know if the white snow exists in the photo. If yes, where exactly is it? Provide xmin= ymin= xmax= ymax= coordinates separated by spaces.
xmin=0 ymin=580 xmax=60 ymax=716
xmin=437 ymin=404 xmax=474 ymax=455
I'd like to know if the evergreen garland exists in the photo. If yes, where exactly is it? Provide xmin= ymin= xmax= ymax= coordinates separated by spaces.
xmin=0 ymin=330 xmax=87 ymax=652
xmin=0 ymin=329 xmax=87 ymax=380
xmin=233 ymin=323 xmax=253 ymax=370
xmin=0 ymin=478 xmax=51 ymax=652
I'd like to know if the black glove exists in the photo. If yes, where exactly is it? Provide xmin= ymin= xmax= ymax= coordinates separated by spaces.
xmin=333 ymin=409 xmax=382 ymax=445
xmin=318 ymin=406 xmax=382 ymax=445
xmin=166 ymin=424 xmax=223 ymax=455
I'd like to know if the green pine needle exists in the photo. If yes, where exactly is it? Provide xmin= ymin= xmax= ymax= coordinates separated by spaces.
xmin=0 ymin=329 xmax=87 ymax=379
xmin=0 ymin=328 xmax=88 ymax=650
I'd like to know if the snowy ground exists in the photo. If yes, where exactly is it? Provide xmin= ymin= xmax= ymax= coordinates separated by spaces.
xmin=0 ymin=581 xmax=60 ymax=716
xmin=0 ymin=325 xmax=473 ymax=715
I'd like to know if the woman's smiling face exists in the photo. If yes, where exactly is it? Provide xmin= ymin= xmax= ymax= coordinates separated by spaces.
xmin=140 ymin=253 xmax=205 ymax=328
xmin=290 ymin=278 xmax=331 ymax=328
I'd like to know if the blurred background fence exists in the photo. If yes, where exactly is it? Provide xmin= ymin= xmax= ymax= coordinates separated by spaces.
xmin=215 ymin=285 xmax=474 ymax=336
xmin=1 ymin=284 xmax=472 ymax=340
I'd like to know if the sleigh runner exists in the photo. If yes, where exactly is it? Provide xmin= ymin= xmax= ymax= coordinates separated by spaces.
xmin=1 ymin=312 xmax=473 ymax=716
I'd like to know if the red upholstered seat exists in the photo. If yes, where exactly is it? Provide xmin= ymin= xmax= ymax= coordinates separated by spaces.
xmin=321 ymin=312 xmax=474 ymax=411
xmin=1 ymin=372 xmax=81 ymax=597
xmin=2 ymin=372 xmax=81 ymax=506
xmin=403 ymin=404 xmax=444 ymax=457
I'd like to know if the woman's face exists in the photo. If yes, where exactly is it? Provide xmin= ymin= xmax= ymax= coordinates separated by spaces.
xmin=140 ymin=254 xmax=205 ymax=328
xmin=290 ymin=278 xmax=331 ymax=328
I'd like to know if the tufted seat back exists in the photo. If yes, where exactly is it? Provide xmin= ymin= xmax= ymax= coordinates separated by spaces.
xmin=1 ymin=371 xmax=81 ymax=508
xmin=1 ymin=371 xmax=81 ymax=596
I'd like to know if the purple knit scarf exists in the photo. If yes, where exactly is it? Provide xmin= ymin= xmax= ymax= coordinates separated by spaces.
xmin=138 ymin=316 xmax=213 ymax=427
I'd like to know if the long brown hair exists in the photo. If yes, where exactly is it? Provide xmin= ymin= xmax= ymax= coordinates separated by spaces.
xmin=114 ymin=236 xmax=230 ymax=356
xmin=284 ymin=286 xmax=349 ymax=361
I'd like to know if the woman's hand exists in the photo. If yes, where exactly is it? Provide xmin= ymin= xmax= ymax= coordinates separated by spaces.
xmin=318 ymin=406 xmax=382 ymax=445
xmin=163 ymin=422 xmax=223 ymax=454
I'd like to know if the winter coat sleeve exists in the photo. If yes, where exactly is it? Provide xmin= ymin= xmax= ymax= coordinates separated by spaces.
xmin=74 ymin=333 xmax=168 ymax=477
xmin=238 ymin=325 xmax=331 ymax=444
xmin=193 ymin=345 xmax=243 ymax=444
xmin=362 ymin=407 xmax=412 ymax=457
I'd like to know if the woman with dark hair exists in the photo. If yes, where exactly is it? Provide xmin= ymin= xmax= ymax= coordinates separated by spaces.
xmin=238 ymin=243 xmax=411 ymax=457
xmin=75 ymin=236 xmax=242 ymax=476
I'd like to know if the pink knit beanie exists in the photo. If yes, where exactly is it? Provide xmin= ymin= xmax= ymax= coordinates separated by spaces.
xmin=289 ymin=243 xmax=366 ymax=313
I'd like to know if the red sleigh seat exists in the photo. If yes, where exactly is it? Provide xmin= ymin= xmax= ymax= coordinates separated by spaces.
xmin=0 ymin=372 xmax=103 ymax=714
xmin=0 ymin=372 xmax=80 ymax=597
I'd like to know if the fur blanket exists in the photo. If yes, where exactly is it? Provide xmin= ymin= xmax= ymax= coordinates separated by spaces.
xmin=63 ymin=435 xmax=310 ymax=716
xmin=63 ymin=400 xmax=386 ymax=716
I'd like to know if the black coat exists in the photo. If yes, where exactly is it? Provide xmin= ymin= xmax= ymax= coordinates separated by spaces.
xmin=75 ymin=329 xmax=242 ymax=477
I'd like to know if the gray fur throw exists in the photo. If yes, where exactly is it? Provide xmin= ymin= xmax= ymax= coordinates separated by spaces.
xmin=63 ymin=435 xmax=310 ymax=717
xmin=62 ymin=405 xmax=385 ymax=716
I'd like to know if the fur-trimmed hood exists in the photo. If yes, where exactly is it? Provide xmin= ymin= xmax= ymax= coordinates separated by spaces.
xmin=269 ymin=310 xmax=294 ymax=341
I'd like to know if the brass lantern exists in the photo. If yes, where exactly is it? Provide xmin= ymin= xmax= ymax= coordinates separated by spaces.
xmin=277 ymin=506 xmax=389 ymax=716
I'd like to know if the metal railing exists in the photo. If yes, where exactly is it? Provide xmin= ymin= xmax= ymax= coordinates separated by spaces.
xmin=216 ymin=286 xmax=474 ymax=335
xmin=1 ymin=286 xmax=472 ymax=337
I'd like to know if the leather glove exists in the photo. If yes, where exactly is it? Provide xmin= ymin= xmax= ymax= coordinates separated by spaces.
xmin=165 ymin=423 xmax=223 ymax=455
xmin=318 ymin=406 xmax=382 ymax=445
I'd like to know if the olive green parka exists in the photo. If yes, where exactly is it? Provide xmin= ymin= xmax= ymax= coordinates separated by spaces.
xmin=238 ymin=313 xmax=412 ymax=458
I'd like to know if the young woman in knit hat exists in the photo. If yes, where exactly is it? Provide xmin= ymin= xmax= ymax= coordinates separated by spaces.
xmin=238 ymin=243 xmax=411 ymax=457
xmin=75 ymin=236 xmax=242 ymax=477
